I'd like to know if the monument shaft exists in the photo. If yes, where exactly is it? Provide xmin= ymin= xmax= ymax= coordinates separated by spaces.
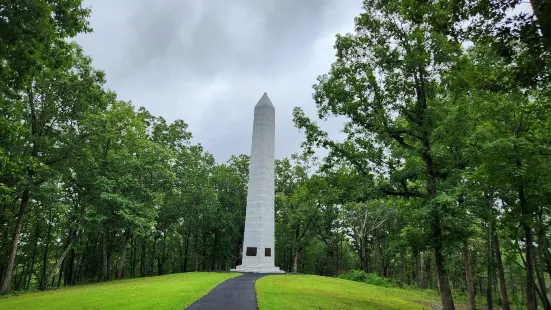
xmin=232 ymin=93 xmax=282 ymax=273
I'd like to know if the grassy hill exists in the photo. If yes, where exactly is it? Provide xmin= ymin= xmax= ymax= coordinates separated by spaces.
xmin=0 ymin=272 xmax=238 ymax=310
xmin=256 ymin=275 xmax=441 ymax=310
xmin=1 ymin=273 xmax=445 ymax=310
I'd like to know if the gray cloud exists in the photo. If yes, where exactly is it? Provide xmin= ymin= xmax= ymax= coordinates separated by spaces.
xmin=76 ymin=0 xmax=361 ymax=162
xmin=121 ymin=0 xmax=332 ymax=77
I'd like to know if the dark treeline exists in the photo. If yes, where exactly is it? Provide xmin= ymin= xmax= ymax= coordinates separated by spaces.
xmin=1 ymin=1 xmax=551 ymax=310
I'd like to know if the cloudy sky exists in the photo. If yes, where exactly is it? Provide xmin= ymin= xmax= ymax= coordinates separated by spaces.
xmin=75 ymin=0 xmax=362 ymax=163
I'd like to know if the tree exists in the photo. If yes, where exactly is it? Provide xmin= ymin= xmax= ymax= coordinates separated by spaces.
xmin=457 ymin=44 xmax=551 ymax=309
xmin=293 ymin=0 xmax=468 ymax=307
xmin=0 ymin=44 xmax=107 ymax=294
xmin=275 ymin=154 xmax=323 ymax=273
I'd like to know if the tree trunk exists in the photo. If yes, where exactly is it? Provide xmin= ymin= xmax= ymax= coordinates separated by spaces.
xmin=45 ymin=239 xmax=75 ymax=288
xmin=412 ymin=252 xmax=418 ymax=286
xmin=382 ymin=256 xmax=389 ymax=278
xmin=73 ymin=251 xmax=83 ymax=284
xmin=64 ymin=248 xmax=75 ymax=285
xmin=0 ymin=189 xmax=30 ymax=295
xmin=464 ymin=241 xmax=476 ymax=310
xmin=536 ymin=216 xmax=551 ymax=286
xmin=151 ymin=234 xmax=157 ymax=275
xmin=39 ymin=213 xmax=53 ymax=290
xmin=288 ymin=247 xmax=293 ymax=273
xmin=335 ymin=240 xmax=340 ymax=276
xmin=433 ymin=257 xmax=438 ymax=290
xmin=423 ymin=136 xmax=455 ymax=310
xmin=420 ymin=252 xmax=425 ymax=289
xmin=358 ymin=238 xmax=367 ymax=272
xmin=534 ymin=285 xmax=548 ymax=310
xmin=88 ymin=232 xmax=100 ymax=281
xmin=486 ymin=190 xmax=494 ymax=310
xmin=140 ymin=238 xmax=146 ymax=277
xmin=131 ymin=238 xmax=136 ymax=277
xmin=433 ymin=222 xmax=455 ymax=310
xmin=542 ymin=242 xmax=551 ymax=283
xmin=0 ymin=222 xmax=10 ymax=284
xmin=529 ymin=0 xmax=551 ymax=49
xmin=26 ymin=218 xmax=41 ymax=290
xmin=102 ymin=232 xmax=108 ymax=281
xmin=519 ymin=183 xmax=537 ymax=310
xmin=193 ymin=232 xmax=198 ymax=271
xmin=183 ymin=227 xmax=191 ymax=272
xmin=16 ymin=261 xmax=27 ymax=291
xmin=116 ymin=233 xmax=132 ymax=279
xmin=106 ymin=232 xmax=113 ymax=279
xmin=524 ymin=222 xmax=537 ymax=310
xmin=534 ymin=248 xmax=551 ymax=309
xmin=56 ymin=261 xmax=63 ymax=288
xmin=487 ymin=245 xmax=493 ymax=310
xmin=493 ymin=233 xmax=510 ymax=310
xmin=12 ymin=264 xmax=19 ymax=291
xmin=200 ymin=233 xmax=207 ymax=271
xmin=487 ymin=225 xmax=494 ymax=308
xmin=401 ymin=252 xmax=406 ymax=284
xmin=210 ymin=231 xmax=217 ymax=271
xmin=156 ymin=233 xmax=166 ymax=275
xmin=293 ymin=247 xmax=300 ymax=273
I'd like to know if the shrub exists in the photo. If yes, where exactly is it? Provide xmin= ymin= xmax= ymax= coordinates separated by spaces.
xmin=339 ymin=270 xmax=397 ymax=287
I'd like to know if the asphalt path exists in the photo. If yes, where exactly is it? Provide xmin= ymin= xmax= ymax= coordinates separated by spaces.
xmin=185 ymin=273 xmax=267 ymax=310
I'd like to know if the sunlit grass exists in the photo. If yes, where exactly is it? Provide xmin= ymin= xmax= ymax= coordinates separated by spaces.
xmin=256 ymin=274 xmax=440 ymax=310
xmin=0 ymin=272 xmax=239 ymax=310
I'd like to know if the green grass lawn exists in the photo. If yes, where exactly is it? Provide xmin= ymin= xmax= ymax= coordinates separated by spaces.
xmin=0 ymin=272 xmax=239 ymax=310
xmin=256 ymin=275 xmax=440 ymax=310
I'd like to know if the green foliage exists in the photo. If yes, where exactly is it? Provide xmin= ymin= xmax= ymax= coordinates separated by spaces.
xmin=292 ymin=0 xmax=551 ymax=309
xmin=0 ymin=0 xmax=255 ymax=292
xmin=0 ymin=0 xmax=91 ymax=91
xmin=339 ymin=270 xmax=397 ymax=288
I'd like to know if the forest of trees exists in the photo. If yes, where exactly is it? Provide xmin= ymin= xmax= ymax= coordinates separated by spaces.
xmin=0 ymin=1 xmax=550 ymax=310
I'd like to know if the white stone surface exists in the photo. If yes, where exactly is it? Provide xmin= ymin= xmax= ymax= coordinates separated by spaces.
xmin=232 ymin=93 xmax=283 ymax=274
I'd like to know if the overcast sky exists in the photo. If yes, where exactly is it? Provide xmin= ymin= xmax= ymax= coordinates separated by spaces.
xmin=75 ymin=0 xmax=361 ymax=163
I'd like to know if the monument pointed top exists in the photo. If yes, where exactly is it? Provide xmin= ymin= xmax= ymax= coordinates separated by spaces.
xmin=255 ymin=92 xmax=274 ymax=109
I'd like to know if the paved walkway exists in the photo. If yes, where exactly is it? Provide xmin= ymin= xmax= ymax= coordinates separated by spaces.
xmin=186 ymin=273 xmax=267 ymax=310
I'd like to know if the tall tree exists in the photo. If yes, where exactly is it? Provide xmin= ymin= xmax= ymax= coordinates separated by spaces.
xmin=293 ymin=0 xmax=465 ymax=307
xmin=0 ymin=44 xmax=107 ymax=294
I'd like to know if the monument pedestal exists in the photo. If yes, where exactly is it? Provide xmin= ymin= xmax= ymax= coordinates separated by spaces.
xmin=231 ymin=265 xmax=284 ymax=273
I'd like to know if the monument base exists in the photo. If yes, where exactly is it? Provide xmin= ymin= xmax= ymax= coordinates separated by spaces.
xmin=231 ymin=265 xmax=285 ymax=274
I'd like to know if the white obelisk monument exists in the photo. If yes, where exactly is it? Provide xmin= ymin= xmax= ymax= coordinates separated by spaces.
xmin=232 ymin=93 xmax=283 ymax=273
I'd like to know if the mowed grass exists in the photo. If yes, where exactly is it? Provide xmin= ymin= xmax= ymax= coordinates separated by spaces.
xmin=0 ymin=272 xmax=239 ymax=310
xmin=256 ymin=275 xmax=439 ymax=310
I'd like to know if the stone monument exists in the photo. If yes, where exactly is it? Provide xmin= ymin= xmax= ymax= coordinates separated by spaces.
xmin=231 ymin=93 xmax=283 ymax=273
